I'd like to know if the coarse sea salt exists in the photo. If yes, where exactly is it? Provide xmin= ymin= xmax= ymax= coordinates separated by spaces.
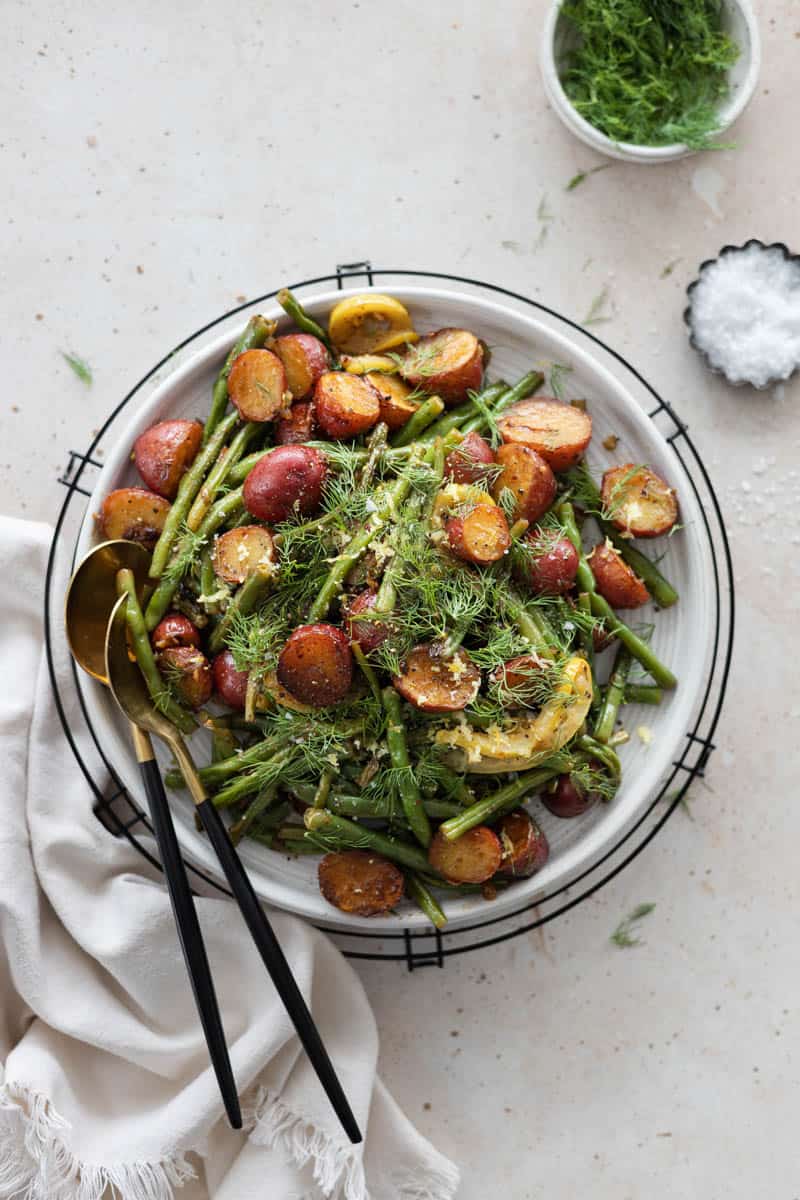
xmin=688 ymin=244 xmax=800 ymax=387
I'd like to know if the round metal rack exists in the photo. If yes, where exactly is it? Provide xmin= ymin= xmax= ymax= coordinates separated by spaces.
xmin=44 ymin=263 xmax=735 ymax=969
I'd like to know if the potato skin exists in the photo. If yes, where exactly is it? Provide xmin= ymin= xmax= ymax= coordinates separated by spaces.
xmin=428 ymin=826 xmax=502 ymax=884
xmin=318 ymin=850 xmax=404 ymax=917
xmin=158 ymin=646 xmax=212 ymax=709
xmin=211 ymin=650 xmax=249 ymax=710
xmin=601 ymin=464 xmax=678 ymax=538
xmin=490 ymin=654 xmax=547 ymax=707
xmin=523 ymin=532 xmax=579 ymax=595
xmin=314 ymin=371 xmax=381 ymax=439
xmin=343 ymin=590 xmax=390 ymax=654
xmin=212 ymin=525 xmax=275 ymax=585
xmin=275 ymin=401 xmax=316 ymax=446
xmin=151 ymin=613 xmax=201 ymax=652
xmin=399 ymin=328 xmax=484 ymax=406
xmin=272 ymin=333 xmax=329 ymax=401
xmin=497 ymin=810 xmax=549 ymax=877
xmin=97 ymin=487 xmax=171 ymax=549
xmin=446 ymin=503 xmax=510 ymax=566
xmin=365 ymin=371 xmax=419 ymax=430
xmin=393 ymin=644 xmax=481 ymax=713
xmin=542 ymin=774 xmax=598 ymax=818
xmin=277 ymin=623 xmax=354 ymax=707
xmin=228 ymin=348 xmax=288 ymax=422
xmin=589 ymin=543 xmax=649 ymax=609
xmin=444 ymin=432 xmax=496 ymax=485
xmin=133 ymin=419 xmax=203 ymax=500
xmin=492 ymin=443 xmax=556 ymax=522
xmin=498 ymin=397 xmax=592 ymax=472
xmin=243 ymin=445 xmax=327 ymax=523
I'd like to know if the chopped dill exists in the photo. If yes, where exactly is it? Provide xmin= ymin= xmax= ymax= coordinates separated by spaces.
xmin=582 ymin=286 xmax=613 ymax=327
xmin=610 ymin=902 xmax=656 ymax=948
xmin=565 ymin=164 xmax=612 ymax=191
xmin=559 ymin=0 xmax=740 ymax=150
xmin=549 ymin=362 xmax=573 ymax=401
xmin=61 ymin=350 xmax=93 ymax=385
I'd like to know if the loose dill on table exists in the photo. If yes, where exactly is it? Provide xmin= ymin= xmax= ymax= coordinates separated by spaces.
xmin=559 ymin=0 xmax=740 ymax=150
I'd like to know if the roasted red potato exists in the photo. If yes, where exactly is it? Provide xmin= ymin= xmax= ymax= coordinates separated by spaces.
xmin=589 ymin=543 xmax=649 ymax=609
xmin=523 ymin=531 xmax=579 ymax=595
xmin=428 ymin=825 xmax=502 ymax=884
xmin=314 ymin=371 xmax=381 ymax=439
xmin=365 ymin=372 xmax=419 ymax=430
xmin=133 ymin=419 xmax=203 ymax=500
xmin=275 ymin=401 xmax=316 ymax=446
xmin=96 ymin=487 xmax=171 ymax=549
xmin=212 ymin=649 xmax=249 ymax=710
xmin=393 ymin=644 xmax=481 ymax=713
xmin=277 ymin=623 xmax=354 ymax=707
xmin=398 ymin=328 xmax=484 ymax=406
xmin=498 ymin=397 xmax=592 ymax=472
xmin=490 ymin=654 xmax=547 ymax=707
xmin=158 ymin=646 xmax=212 ymax=709
xmin=227 ymin=348 xmax=287 ymax=422
xmin=272 ymin=333 xmax=329 ymax=401
xmin=497 ymin=810 xmax=549 ymax=877
xmin=243 ymin=445 xmax=328 ymax=523
xmin=443 ymin=432 xmax=496 ymax=485
xmin=343 ymin=590 xmax=391 ymax=654
xmin=601 ymin=464 xmax=678 ymax=538
xmin=318 ymin=849 xmax=404 ymax=916
xmin=542 ymin=773 xmax=598 ymax=818
xmin=212 ymin=525 xmax=275 ymax=585
xmin=492 ymin=443 xmax=557 ymax=522
xmin=446 ymin=503 xmax=510 ymax=566
xmin=151 ymin=613 xmax=201 ymax=653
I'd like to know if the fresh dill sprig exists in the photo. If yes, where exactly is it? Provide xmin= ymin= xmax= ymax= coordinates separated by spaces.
xmin=610 ymin=902 xmax=656 ymax=948
xmin=549 ymin=362 xmax=574 ymax=401
xmin=61 ymin=350 xmax=93 ymax=385
xmin=162 ymin=526 xmax=207 ymax=588
xmin=582 ymin=285 xmax=613 ymax=327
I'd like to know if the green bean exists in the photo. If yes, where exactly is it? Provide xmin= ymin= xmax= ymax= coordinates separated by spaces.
xmin=556 ymin=500 xmax=596 ymax=595
xmin=439 ymin=763 xmax=565 ymax=841
xmin=115 ymin=569 xmax=195 ymax=735
xmin=230 ymin=781 xmax=280 ymax=845
xmin=208 ymin=567 xmax=274 ymax=655
xmin=304 ymin=809 xmax=434 ymax=874
xmin=458 ymin=370 xmax=544 ymax=436
xmin=359 ymin=421 xmax=389 ymax=487
xmin=417 ymin=381 xmax=507 ymax=442
xmin=312 ymin=768 xmax=335 ymax=811
xmin=382 ymin=687 xmax=431 ymax=847
xmin=389 ymin=397 xmax=445 ymax=447
xmin=576 ymin=735 xmax=622 ymax=779
xmin=277 ymin=288 xmax=334 ymax=354
xmin=204 ymin=315 xmax=275 ymax=444
xmin=351 ymin=642 xmax=383 ymax=704
xmin=593 ymin=645 xmax=632 ymax=743
xmin=588 ymin=593 xmax=677 ymax=690
xmin=624 ymin=684 xmax=663 ymax=705
xmin=577 ymin=591 xmax=602 ymax=709
xmin=150 ymin=410 xmax=239 ymax=581
xmin=187 ymin=421 xmax=261 ymax=531
xmin=406 ymin=875 xmax=447 ymax=930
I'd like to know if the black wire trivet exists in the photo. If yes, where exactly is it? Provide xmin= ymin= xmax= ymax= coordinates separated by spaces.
xmin=44 ymin=264 xmax=734 ymax=969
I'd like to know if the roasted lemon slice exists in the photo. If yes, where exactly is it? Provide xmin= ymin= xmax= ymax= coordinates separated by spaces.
xmin=328 ymin=294 xmax=419 ymax=354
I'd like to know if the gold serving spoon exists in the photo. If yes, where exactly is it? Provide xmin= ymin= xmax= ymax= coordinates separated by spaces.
xmin=65 ymin=540 xmax=242 ymax=1129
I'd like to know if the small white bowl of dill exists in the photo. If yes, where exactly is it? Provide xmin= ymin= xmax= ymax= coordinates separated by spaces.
xmin=540 ymin=0 xmax=761 ymax=163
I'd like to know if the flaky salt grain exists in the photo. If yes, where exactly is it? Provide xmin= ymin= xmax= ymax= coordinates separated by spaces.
xmin=689 ymin=244 xmax=800 ymax=387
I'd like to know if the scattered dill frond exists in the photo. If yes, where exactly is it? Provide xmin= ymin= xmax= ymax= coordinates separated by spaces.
xmin=162 ymin=526 xmax=207 ymax=588
xmin=389 ymin=340 xmax=440 ymax=379
xmin=565 ymin=164 xmax=612 ymax=191
xmin=560 ymin=0 xmax=739 ymax=150
xmin=549 ymin=362 xmax=573 ymax=401
xmin=610 ymin=902 xmax=656 ymax=948
xmin=466 ymin=388 xmax=502 ymax=448
xmin=660 ymin=258 xmax=683 ymax=279
xmin=582 ymin=285 xmax=613 ymax=327
xmin=562 ymin=462 xmax=603 ymax=514
xmin=61 ymin=350 xmax=93 ymax=385
xmin=600 ymin=463 xmax=644 ymax=521
xmin=536 ymin=194 xmax=553 ymax=247
xmin=447 ymin=435 xmax=505 ymax=486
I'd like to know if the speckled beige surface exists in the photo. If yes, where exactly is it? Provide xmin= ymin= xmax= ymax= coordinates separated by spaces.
xmin=2 ymin=1 xmax=799 ymax=1196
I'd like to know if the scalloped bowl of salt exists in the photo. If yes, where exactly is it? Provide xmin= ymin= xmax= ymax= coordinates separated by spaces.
xmin=685 ymin=240 xmax=800 ymax=389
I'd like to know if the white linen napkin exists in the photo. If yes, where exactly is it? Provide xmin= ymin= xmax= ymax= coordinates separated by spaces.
xmin=0 ymin=516 xmax=459 ymax=1200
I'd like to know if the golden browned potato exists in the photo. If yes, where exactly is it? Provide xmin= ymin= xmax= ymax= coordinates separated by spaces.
xmin=228 ymin=348 xmax=288 ymax=422
xmin=313 ymin=371 xmax=381 ymax=439
xmin=274 ymin=401 xmax=316 ymax=445
xmin=398 ymin=328 xmax=484 ymax=406
xmin=589 ymin=543 xmax=649 ymax=609
xmin=498 ymin=397 xmax=592 ymax=472
xmin=272 ymin=333 xmax=329 ymax=401
xmin=212 ymin=525 xmax=275 ymax=585
xmin=158 ymin=646 xmax=212 ymax=709
xmin=492 ymin=443 xmax=557 ymax=522
xmin=366 ymin=372 xmax=419 ymax=430
xmin=489 ymin=654 xmax=548 ymax=707
xmin=318 ymin=850 xmax=405 ymax=916
xmin=393 ymin=644 xmax=481 ymax=713
xmin=445 ymin=503 xmax=510 ymax=566
xmin=96 ymin=487 xmax=171 ymax=549
xmin=497 ymin=810 xmax=549 ymax=878
xmin=133 ymin=419 xmax=204 ymax=499
xmin=428 ymin=826 xmax=502 ymax=883
xmin=277 ymin=623 xmax=354 ymax=706
xmin=601 ymin=464 xmax=679 ymax=538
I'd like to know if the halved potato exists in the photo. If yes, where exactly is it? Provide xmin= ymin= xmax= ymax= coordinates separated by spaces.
xmin=601 ymin=464 xmax=678 ymax=538
xmin=498 ymin=397 xmax=592 ymax=472
xmin=272 ymin=333 xmax=329 ymax=401
xmin=428 ymin=826 xmax=502 ymax=884
xmin=328 ymin=294 xmax=419 ymax=354
xmin=435 ymin=655 xmax=593 ymax=772
xmin=318 ymin=850 xmax=404 ymax=916
xmin=277 ymin=623 xmax=354 ymax=707
xmin=96 ymin=487 xmax=171 ymax=549
xmin=228 ymin=348 xmax=288 ymax=422
xmin=366 ymin=372 xmax=419 ymax=430
xmin=393 ymin=644 xmax=481 ymax=713
xmin=212 ymin=525 xmax=276 ymax=585
xmin=497 ymin=811 xmax=549 ymax=878
xmin=492 ymin=443 xmax=556 ymax=522
xmin=588 ymin=543 xmax=649 ymax=609
xmin=314 ymin=371 xmax=381 ymax=439
xmin=398 ymin=329 xmax=484 ymax=406
xmin=446 ymin=503 xmax=510 ymax=566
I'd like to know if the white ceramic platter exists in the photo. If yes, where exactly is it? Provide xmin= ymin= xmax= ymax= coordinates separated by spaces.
xmin=76 ymin=287 xmax=713 ymax=931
